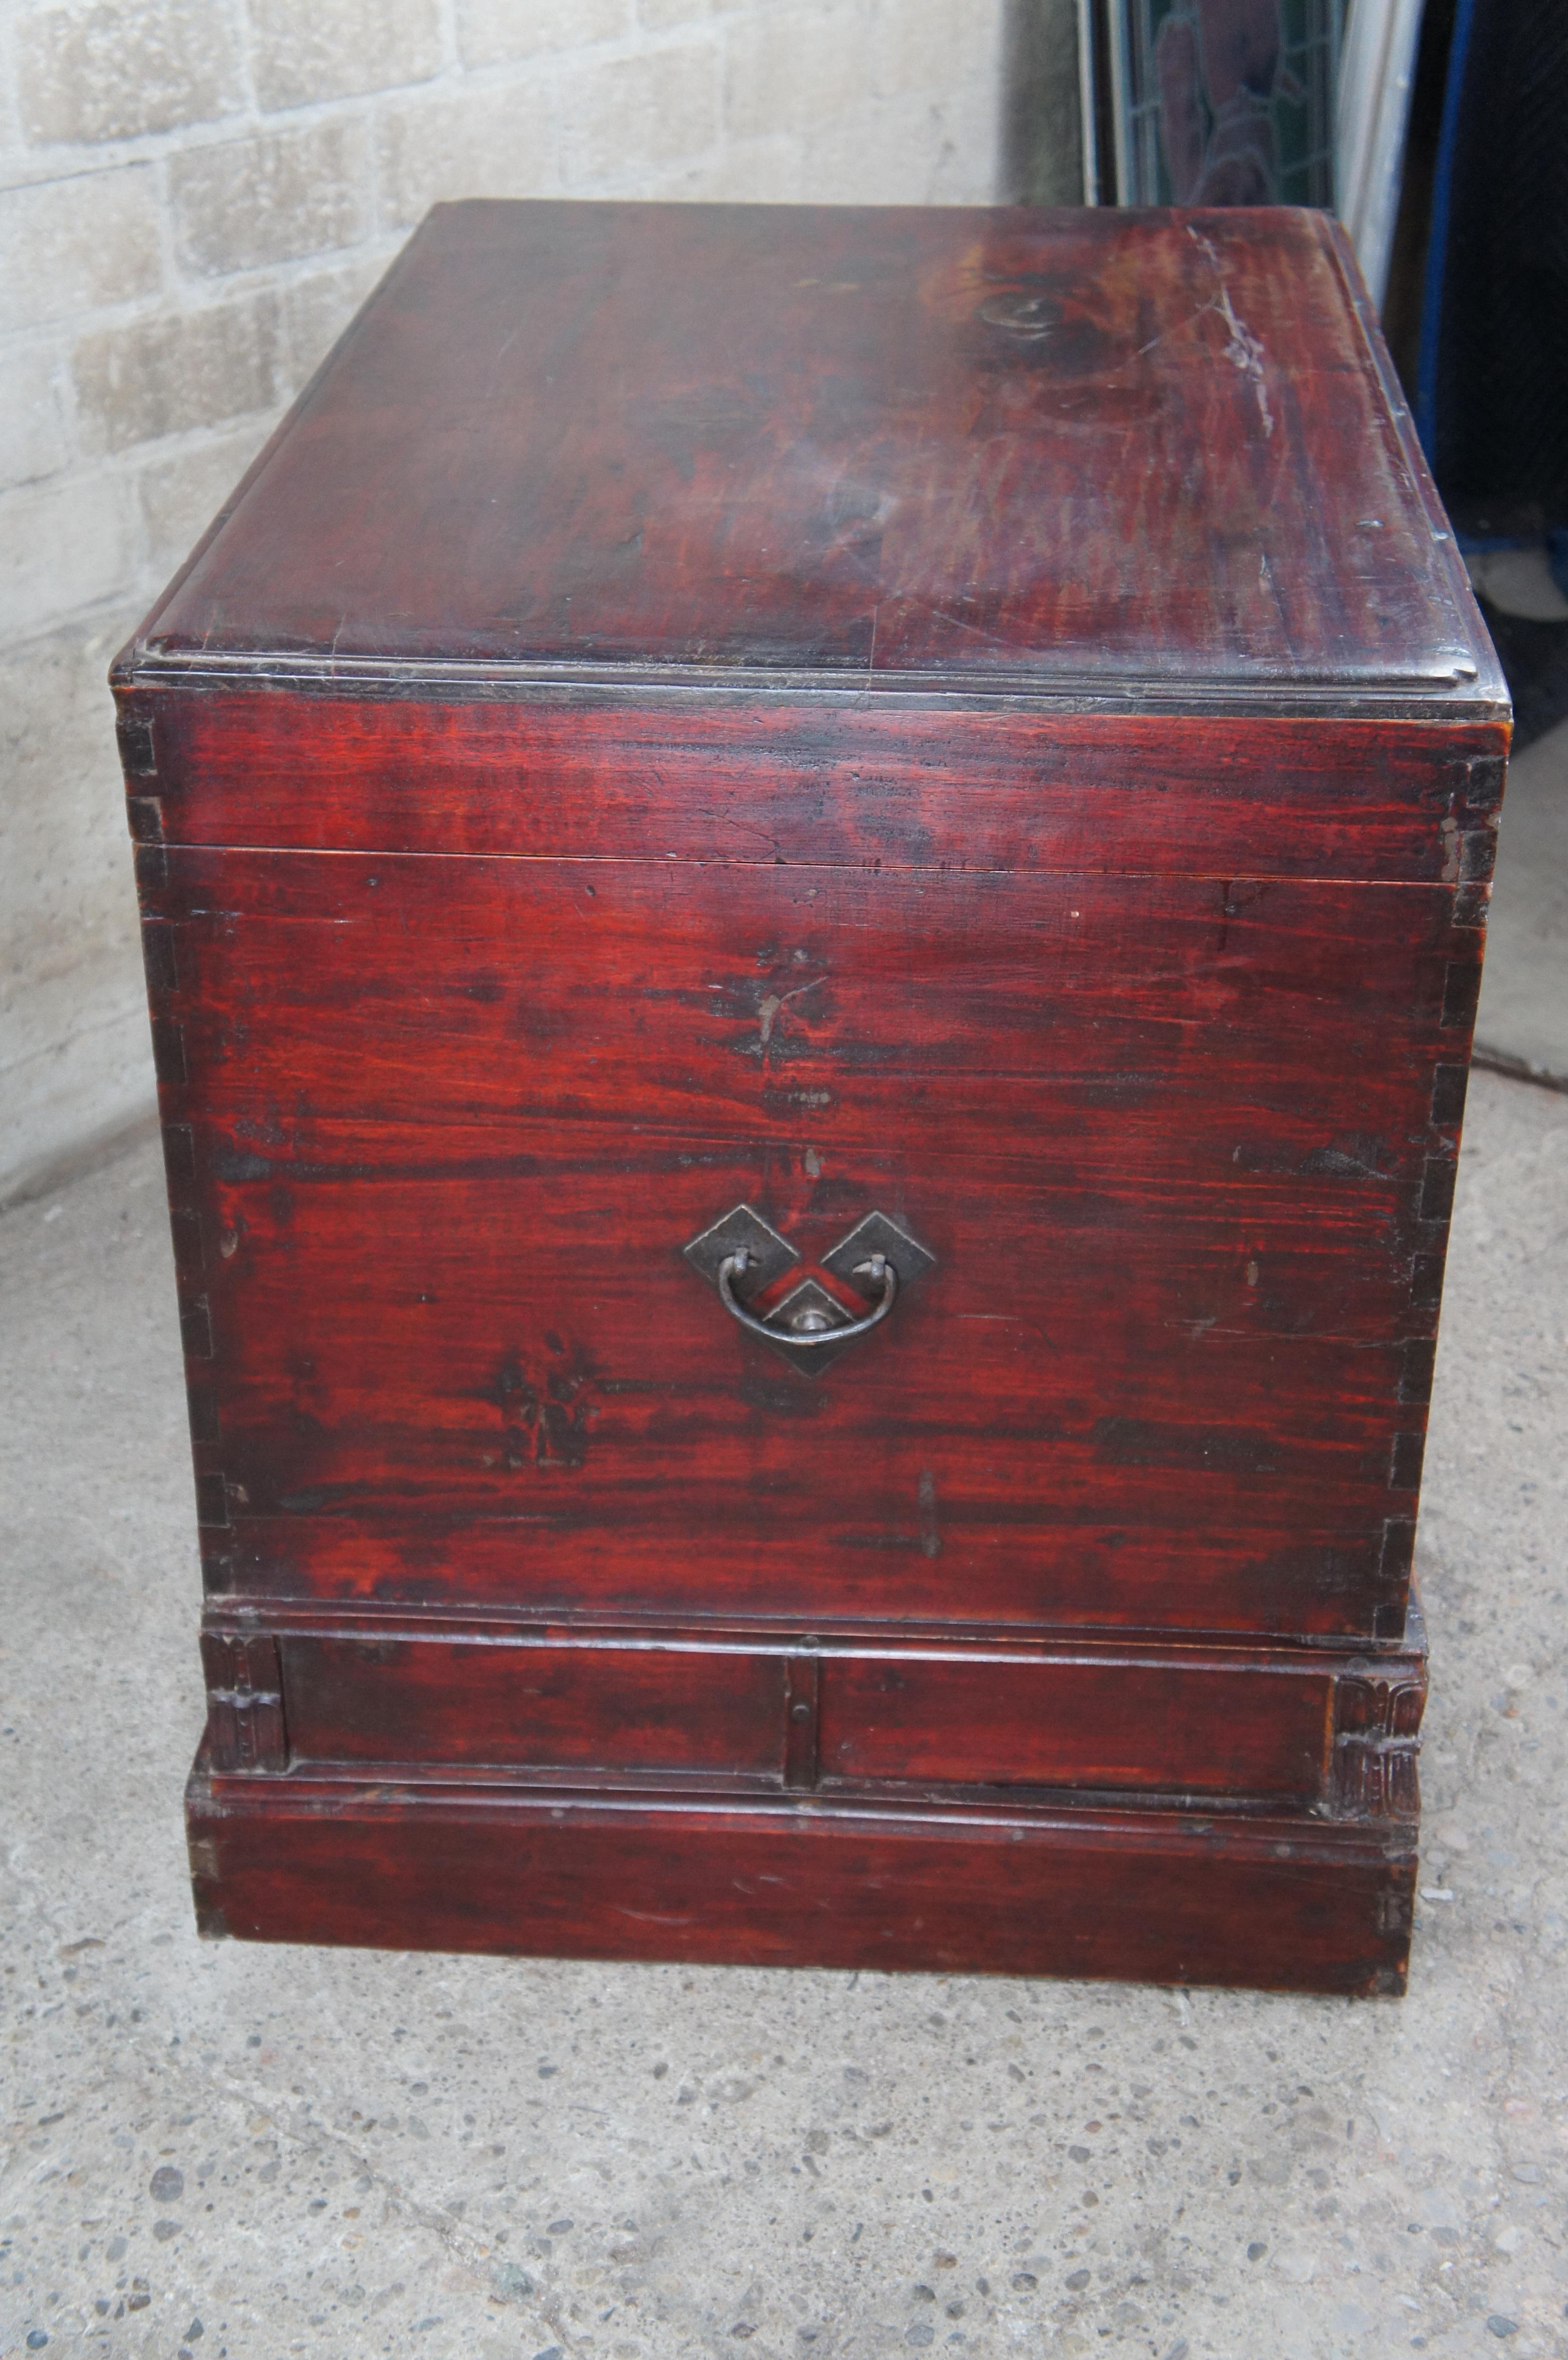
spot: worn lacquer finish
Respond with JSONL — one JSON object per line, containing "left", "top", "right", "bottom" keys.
{"left": 113, "top": 199, "right": 1505, "bottom": 1991}
{"left": 122, "top": 696, "right": 1504, "bottom": 881}
{"left": 263, "top": 1618, "right": 1424, "bottom": 1815}
{"left": 186, "top": 1775, "right": 1419, "bottom": 1997}
{"left": 138, "top": 201, "right": 1495, "bottom": 698}
{"left": 140, "top": 845, "right": 1471, "bottom": 1637}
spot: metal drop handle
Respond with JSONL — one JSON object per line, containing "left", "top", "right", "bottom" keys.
{"left": 683, "top": 1204, "right": 934, "bottom": 1380}
{"left": 717, "top": 1250, "right": 897, "bottom": 1347}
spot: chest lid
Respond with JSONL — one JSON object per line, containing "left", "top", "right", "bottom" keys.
{"left": 121, "top": 199, "right": 1500, "bottom": 710}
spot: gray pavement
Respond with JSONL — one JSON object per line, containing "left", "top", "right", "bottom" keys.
{"left": 1477, "top": 718, "right": 1568, "bottom": 1090}
{"left": 2, "top": 1060, "right": 1566, "bottom": 2360}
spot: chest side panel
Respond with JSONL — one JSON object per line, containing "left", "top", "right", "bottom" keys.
{"left": 138, "top": 826, "right": 1479, "bottom": 1642}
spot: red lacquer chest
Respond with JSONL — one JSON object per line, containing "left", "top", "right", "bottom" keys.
{"left": 114, "top": 200, "right": 1506, "bottom": 1993}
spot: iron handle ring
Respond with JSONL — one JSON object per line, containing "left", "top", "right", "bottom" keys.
{"left": 716, "top": 1249, "right": 897, "bottom": 1347}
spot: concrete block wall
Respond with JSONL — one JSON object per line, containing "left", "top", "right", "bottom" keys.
{"left": 0, "top": 0, "right": 1070, "bottom": 1205}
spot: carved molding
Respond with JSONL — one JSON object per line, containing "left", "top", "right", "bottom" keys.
{"left": 1330, "top": 1674, "right": 1424, "bottom": 1820}
{"left": 200, "top": 1630, "right": 287, "bottom": 1772}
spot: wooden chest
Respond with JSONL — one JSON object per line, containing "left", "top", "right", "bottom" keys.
{"left": 114, "top": 200, "right": 1506, "bottom": 1994}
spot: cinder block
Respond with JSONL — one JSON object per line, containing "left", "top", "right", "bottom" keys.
{"left": 0, "top": 343, "right": 70, "bottom": 492}
{"left": 869, "top": 0, "right": 1002, "bottom": 103}
{"left": 171, "top": 118, "right": 370, "bottom": 277}
{"left": 73, "top": 296, "right": 282, "bottom": 458}
{"left": 138, "top": 422, "right": 275, "bottom": 583}
{"left": 245, "top": 0, "right": 442, "bottom": 111}
{"left": 559, "top": 40, "right": 721, "bottom": 188}
{"left": 0, "top": 473, "right": 138, "bottom": 639}
{"left": 457, "top": 0, "right": 629, "bottom": 69}
{"left": 724, "top": 8, "right": 874, "bottom": 144}
{"left": 376, "top": 83, "right": 556, "bottom": 230}
{"left": 0, "top": 610, "right": 158, "bottom": 1203}
{"left": 798, "top": 97, "right": 902, "bottom": 205}
{"left": 15, "top": 0, "right": 244, "bottom": 146}
{"left": 916, "top": 74, "right": 1005, "bottom": 203}
{"left": 0, "top": 610, "right": 141, "bottom": 980}
{"left": 282, "top": 253, "right": 398, "bottom": 392}
{"left": 646, "top": 135, "right": 805, "bottom": 205}
{"left": 0, "top": 980, "right": 156, "bottom": 1205}
{"left": 0, "top": 167, "right": 161, "bottom": 334}
{"left": 802, "top": 84, "right": 999, "bottom": 206}
{"left": 0, "top": 617, "right": 141, "bottom": 989}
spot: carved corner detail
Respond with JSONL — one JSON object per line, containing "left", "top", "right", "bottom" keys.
{"left": 1330, "top": 1675, "right": 1425, "bottom": 1820}
{"left": 200, "top": 1630, "right": 287, "bottom": 1772}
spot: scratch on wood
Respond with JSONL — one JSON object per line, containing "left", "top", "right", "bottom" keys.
{"left": 1187, "top": 223, "right": 1274, "bottom": 439}
{"left": 1212, "top": 283, "right": 1274, "bottom": 439}
{"left": 918, "top": 1469, "right": 942, "bottom": 1561}
{"left": 1439, "top": 811, "right": 1462, "bottom": 883}
{"left": 116, "top": 713, "right": 157, "bottom": 776}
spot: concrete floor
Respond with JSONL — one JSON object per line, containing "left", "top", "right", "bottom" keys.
{"left": 2, "top": 1053, "right": 1566, "bottom": 2360}
{"left": 1477, "top": 719, "right": 1568, "bottom": 1088}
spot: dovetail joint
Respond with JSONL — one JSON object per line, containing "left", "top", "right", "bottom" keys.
{"left": 1429, "top": 1063, "right": 1469, "bottom": 1131}
{"left": 116, "top": 714, "right": 157, "bottom": 778}
{"left": 1440, "top": 959, "right": 1482, "bottom": 1032}
{"left": 1418, "top": 1155, "right": 1458, "bottom": 1224}
{"left": 1460, "top": 752, "right": 1506, "bottom": 811}
{"left": 162, "top": 1122, "right": 196, "bottom": 1191}
{"left": 141, "top": 922, "right": 176, "bottom": 995}
{"left": 1398, "top": 1340, "right": 1436, "bottom": 1406}
{"left": 1409, "top": 1253, "right": 1444, "bottom": 1311}
{"left": 150, "top": 1018, "right": 186, "bottom": 1087}
{"left": 1388, "top": 1430, "right": 1425, "bottom": 1491}
{"left": 1378, "top": 1517, "right": 1416, "bottom": 1585}
{"left": 180, "top": 1294, "right": 215, "bottom": 1359}
{"left": 195, "top": 1471, "right": 231, "bottom": 1529}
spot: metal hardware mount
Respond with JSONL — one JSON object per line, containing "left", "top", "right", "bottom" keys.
{"left": 683, "top": 1204, "right": 935, "bottom": 1378}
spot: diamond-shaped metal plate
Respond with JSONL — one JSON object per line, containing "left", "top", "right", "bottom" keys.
{"left": 820, "top": 1209, "right": 936, "bottom": 1298}
{"left": 685, "top": 1202, "right": 933, "bottom": 1382}
{"left": 682, "top": 1202, "right": 798, "bottom": 1296}
{"left": 758, "top": 1276, "right": 859, "bottom": 1379}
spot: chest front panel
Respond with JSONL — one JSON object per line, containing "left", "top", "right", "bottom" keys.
{"left": 143, "top": 828, "right": 1472, "bottom": 1641}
